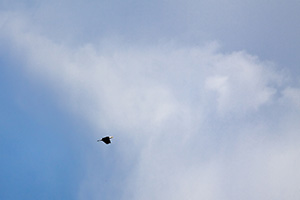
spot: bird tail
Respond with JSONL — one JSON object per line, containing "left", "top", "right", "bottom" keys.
{"left": 97, "top": 139, "right": 101, "bottom": 142}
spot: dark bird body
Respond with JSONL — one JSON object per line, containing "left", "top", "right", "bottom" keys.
{"left": 97, "top": 136, "right": 113, "bottom": 144}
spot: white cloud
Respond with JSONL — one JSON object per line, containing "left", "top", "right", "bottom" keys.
{"left": 1, "top": 12, "right": 300, "bottom": 200}
{"left": 282, "top": 87, "right": 300, "bottom": 109}
{"left": 205, "top": 52, "right": 279, "bottom": 114}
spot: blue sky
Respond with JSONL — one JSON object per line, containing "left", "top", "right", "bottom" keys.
{"left": 1, "top": 1, "right": 300, "bottom": 199}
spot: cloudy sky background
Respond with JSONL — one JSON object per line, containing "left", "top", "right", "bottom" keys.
{"left": 1, "top": 0, "right": 300, "bottom": 199}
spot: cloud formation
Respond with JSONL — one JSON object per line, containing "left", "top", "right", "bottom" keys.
{"left": 1, "top": 12, "right": 300, "bottom": 200}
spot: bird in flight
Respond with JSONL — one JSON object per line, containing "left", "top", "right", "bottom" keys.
{"left": 97, "top": 136, "right": 113, "bottom": 144}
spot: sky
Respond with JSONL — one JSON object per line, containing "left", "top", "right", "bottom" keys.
{"left": 1, "top": 0, "right": 300, "bottom": 199}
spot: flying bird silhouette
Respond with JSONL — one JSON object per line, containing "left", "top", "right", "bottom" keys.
{"left": 97, "top": 136, "right": 113, "bottom": 144}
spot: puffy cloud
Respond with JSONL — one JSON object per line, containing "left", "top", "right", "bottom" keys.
{"left": 1, "top": 12, "right": 300, "bottom": 200}
{"left": 205, "top": 52, "right": 279, "bottom": 114}
{"left": 282, "top": 87, "right": 300, "bottom": 109}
